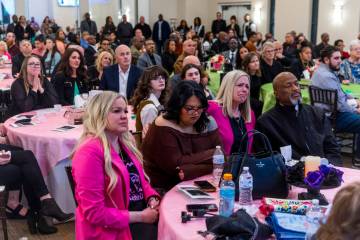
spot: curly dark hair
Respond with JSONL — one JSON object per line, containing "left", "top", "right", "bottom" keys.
{"left": 164, "top": 81, "right": 209, "bottom": 133}
{"left": 131, "top": 65, "right": 170, "bottom": 112}
{"left": 56, "top": 48, "right": 88, "bottom": 81}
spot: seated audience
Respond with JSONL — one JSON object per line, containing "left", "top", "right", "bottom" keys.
{"left": 181, "top": 64, "right": 213, "bottom": 99}
{"left": 257, "top": 72, "right": 341, "bottom": 165}
{"left": 274, "top": 41, "right": 293, "bottom": 68}
{"left": 222, "top": 37, "right": 239, "bottom": 70}
{"left": 290, "top": 42, "right": 315, "bottom": 79}
{"left": 6, "top": 32, "right": 20, "bottom": 58}
{"left": 211, "top": 31, "right": 229, "bottom": 54}
{"left": 340, "top": 39, "right": 360, "bottom": 83}
{"left": 313, "top": 33, "right": 330, "bottom": 59}
{"left": 32, "top": 35, "right": 46, "bottom": 57}
{"left": 202, "top": 31, "right": 215, "bottom": 60}
{"left": 282, "top": 32, "right": 298, "bottom": 60}
{"left": 0, "top": 143, "right": 74, "bottom": 234}
{"left": 55, "top": 29, "right": 67, "bottom": 55}
{"left": 53, "top": 48, "right": 89, "bottom": 105}
{"left": 8, "top": 55, "right": 58, "bottom": 117}
{"left": 100, "top": 45, "right": 142, "bottom": 99}
{"left": 245, "top": 31, "right": 258, "bottom": 52}
{"left": 173, "top": 39, "right": 196, "bottom": 74}
{"left": 334, "top": 39, "right": 350, "bottom": 60}
{"left": 312, "top": 46, "right": 360, "bottom": 161}
{"left": 12, "top": 39, "right": 33, "bottom": 77}
{"left": 315, "top": 182, "right": 360, "bottom": 240}
{"left": 235, "top": 46, "right": 249, "bottom": 69}
{"left": 207, "top": 70, "right": 255, "bottom": 155}
{"left": 131, "top": 66, "right": 169, "bottom": 145}
{"left": 242, "top": 52, "right": 264, "bottom": 118}
{"left": 170, "top": 55, "right": 201, "bottom": 89}
{"left": 84, "top": 35, "right": 98, "bottom": 66}
{"left": 142, "top": 81, "right": 221, "bottom": 191}
{"left": 161, "top": 39, "right": 178, "bottom": 74}
{"left": 137, "top": 39, "right": 162, "bottom": 70}
{"left": 72, "top": 91, "right": 160, "bottom": 240}
{"left": 260, "top": 42, "right": 284, "bottom": 84}
{"left": 134, "top": 16, "right": 152, "bottom": 39}
{"left": 42, "top": 37, "right": 61, "bottom": 77}
{"left": 130, "top": 36, "right": 144, "bottom": 65}
{"left": 0, "top": 41, "right": 11, "bottom": 62}
{"left": 97, "top": 38, "right": 115, "bottom": 56}
{"left": 87, "top": 51, "right": 114, "bottom": 89}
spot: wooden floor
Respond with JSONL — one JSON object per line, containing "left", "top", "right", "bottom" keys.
{"left": 2, "top": 154, "right": 358, "bottom": 240}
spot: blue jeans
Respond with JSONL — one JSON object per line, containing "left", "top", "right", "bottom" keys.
{"left": 336, "top": 111, "right": 360, "bottom": 157}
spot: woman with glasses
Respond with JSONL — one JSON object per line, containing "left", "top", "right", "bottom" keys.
{"left": 142, "top": 81, "right": 221, "bottom": 192}
{"left": 7, "top": 55, "right": 58, "bottom": 118}
{"left": 260, "top": 42, "right": 284, "bottom": 84}
{"left": 207, "top": 70, "right": 255, "bottom": 155}
{"left": 130, "top": 66, "right": 169, "bottom": 146}
{"left": 242, "top": 52, "right": 264, "bottom": 118}
{"left": 53, "top": 48, "right": 89, "bottom": 105}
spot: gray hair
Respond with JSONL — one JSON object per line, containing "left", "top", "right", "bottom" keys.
{"left": 349, "top": 39, "right": 360, "bottom": 51}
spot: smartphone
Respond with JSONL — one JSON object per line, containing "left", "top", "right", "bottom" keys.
{"left": 194, "top": 180, "right": 216, "bottom": 192}
{"left": 18, "top": 122, "right": 35, "bottom": 126}
{"left": 54, "top": 126, "right": 75, "bottom": 132}
{"left": 186, "top": 204, "right": 218, "bottom": 212}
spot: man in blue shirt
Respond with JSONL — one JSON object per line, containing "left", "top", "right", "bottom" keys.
{"left": 311, "top": 46, "right": 360, "bottom": 160}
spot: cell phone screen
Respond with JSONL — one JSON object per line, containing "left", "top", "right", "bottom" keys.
{"left": 18, "top": 122, "right": 34, "bottom": 126}
{"left": 194, "top": 181, "right": 216, "bottom": 191}
{"left": 186, "top": 204, "right": 218, "bottom": 212}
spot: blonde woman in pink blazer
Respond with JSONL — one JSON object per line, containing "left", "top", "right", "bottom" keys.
{"left": 72, "top": 91, "right": 160, "bottom": 240}
{"left": 207, "top": 70, "right": 256, "bottom": 155}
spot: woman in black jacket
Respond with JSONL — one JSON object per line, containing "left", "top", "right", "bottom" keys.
{"left": 161, "top": 39, "right": 178, "bottom": 75}
{"left": 7, "top": 55, "right": 58, "bottom": 118}
{"left": 52, "top": 48, "right": 89, "bottom": 105}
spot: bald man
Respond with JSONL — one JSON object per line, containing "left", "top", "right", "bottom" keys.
{"left": 100, "top": 44, "right": 143, "bottom": 99}
{"left": 170, "top": 55, "right": 201, "bottom": 89}
{"left": 256, "top": 72, "right": 342, "bottom": 166}
{"left": 173, "top": 39, "right": 197, "bottom": 74}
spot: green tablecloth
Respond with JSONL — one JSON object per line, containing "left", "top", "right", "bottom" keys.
{"left": 260, "top": 80, "right": 360, "bottom": 113}
{"left": 208, "top": 71, "right": 221, "bottom": 95}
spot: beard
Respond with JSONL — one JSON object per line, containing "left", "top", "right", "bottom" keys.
{"left": 289, "top": 95, "right": 302, "bottom": 106}
{"left": 329, "top": 62, "right": 340, "bottom": 71}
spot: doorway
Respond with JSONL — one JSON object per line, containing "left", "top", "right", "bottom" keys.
{"left": 220, "top": 3, "right": 251, "bottom": 29}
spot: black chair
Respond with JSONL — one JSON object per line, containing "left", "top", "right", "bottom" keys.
{"left": 308, "top": 86, "right": 358, "bottom": 166}
{"left": 65, "top": 166, "right": 77, "bottom": 206}
{"left": 0, "top": 185, "right": 8, "bottom": 240}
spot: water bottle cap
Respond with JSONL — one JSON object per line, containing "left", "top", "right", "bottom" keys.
{"left": 312, "top": 199, "right": 319, "bottom": 205}
{"left": 223, "top": 173, "right": 232, "bottom": 180}
{"left": 243, "top": 166, "right": 249, "bottom": 171}
{"left": 216, "top": 145, "right": 221, "bottom": 149}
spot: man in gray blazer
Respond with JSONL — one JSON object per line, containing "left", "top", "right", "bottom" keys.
{"left": 137, "top": 39, "right": 162, "bottom": 70}
{"left": 80, "top": 12, "right": 98, "bottom": 35}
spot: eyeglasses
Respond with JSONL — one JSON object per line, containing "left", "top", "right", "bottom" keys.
{"left": 151, "top": 75, "right": 166, "bottom": 81}
{"left": 28, "top": 62, "right": 41, "bottom": 68}
{"left": 183, "top": 105, "right": 204, "bottom": 115}
{"left": 264, "top": 49, "right": 275, "bottom": 53}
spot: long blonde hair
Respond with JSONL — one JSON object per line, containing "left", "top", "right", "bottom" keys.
{"left": 95, "top": 51, "right": 114, "bottom": 73}
{"left": 75, "top": 91, "right": 143, "bottom": 194}
{"left": 316, "top": 181, "right": 360, "bottom": 240}
{"left": 216, "top": 70, "right": 251, "bottom": 122}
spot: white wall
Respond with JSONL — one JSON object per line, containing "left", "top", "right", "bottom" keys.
{"left": 148, "top": 0, "right": 178, "bottom": 27}
{"left": 317, "top": 0, "right": 360, "bottom": 48}
{"left": 274, "top": 0, "right": 312, "bottom": 41}
{"left": 90, "top": 0, "right": 118, "bottom": 29}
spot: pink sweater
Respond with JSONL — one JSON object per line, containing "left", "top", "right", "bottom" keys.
{"left": 72, "top": 137, "right": 158, "bottom": 240}
{"left": 207, "top": 101, "right": 256, "bottom": 155}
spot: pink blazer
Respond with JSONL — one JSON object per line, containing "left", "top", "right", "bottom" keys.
{"left": 72, "top": 137, "right": 158, "bottom": 240}
{"left": 207, "top": 101, "right": 256, "bottom": 155}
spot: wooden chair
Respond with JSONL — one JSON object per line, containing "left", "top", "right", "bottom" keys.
{"left": 65, "top": 166, "right": 77, "bottom": 206}
{"left": 0, "top": 185, "right": 8, "bottom": 240}
{"left": 308, "top": 86, "right": 358, "bottom": 166}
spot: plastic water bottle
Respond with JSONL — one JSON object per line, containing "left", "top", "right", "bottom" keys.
{"left": 305, "top": 199, "right": 323, "bottom": 240}
{"left": 219, "top": 173, "right": 235, "bottom": 217}
{"left": 212, "top": 146, "right": 225, "bottom": 185}
{"left": 239, "top": 167, "right": 253, "bottom": 205}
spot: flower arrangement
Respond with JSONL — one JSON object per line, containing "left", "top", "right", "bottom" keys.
{"left": 210, "top": 54, "right": 225, "bottom": 72}
{"left": 304, "top": 164, "right": 343, "bottom": 189}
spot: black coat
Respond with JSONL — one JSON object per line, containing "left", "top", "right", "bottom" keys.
{"left": 11, "top": 53, "right": 25, "bottom": 77}
{"left": 7, "top": 78, "right": 59, "bottom": 118}
{"left": 260, "top": 58, "right": 284, "bottom": 84}
{"left": 161, "top": 52, "right": 178, "bottom": 74}
{"left": 256, "top": 103, "right": 342, "bottom": 166}
{"left": 134, "top": 23, "right": 152, "bottom": 39}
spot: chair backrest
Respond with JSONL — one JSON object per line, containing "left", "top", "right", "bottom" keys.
{"left": 308, "top": 85, "right": 338, "bottom": 125}
{"left": 65, "top": 166, "right": 78, "bottom": 206}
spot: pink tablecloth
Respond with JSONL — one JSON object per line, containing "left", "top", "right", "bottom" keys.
{"left": 0, "top": 65, "right": 14, "bottom": 90}
{"left": 158, "top": 167, "right": 360, "bottom": 240}
{"left": 4, "top": 106, "right": 136, "bottom": 176}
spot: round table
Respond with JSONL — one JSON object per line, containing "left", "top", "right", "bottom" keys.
{"left": 4, "top": 106, "right": 136, "bottom": 213}
{"left": 0, "top": 65, "right": 14, "bottom": 90}
{"left": 260, "top": 80, "right": 360, "bottom": 113}
{"left": 158, "top": 167, "right": 360, "bottom": 240}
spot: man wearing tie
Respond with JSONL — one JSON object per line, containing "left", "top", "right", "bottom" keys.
{"left": 100, "top": 45, "right": 142, "bottom": 99}
{"left": 222, "top": 37, "right": 239, "bottom": 70}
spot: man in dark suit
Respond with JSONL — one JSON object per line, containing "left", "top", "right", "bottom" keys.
{"left": 100, "top": 45, "right": 142, "bottom": 100}
{"left": 152, "top": 14, "right": 171, "bottom": 55}
{"left": 211, "top": 12, "right": 226, "bottom": 37}
{"left": 134, "top": 16, "right": 152, "bottom": 39}
{"left": 137, "top": 39, "right": 162, "bottom": 70}
{"left": 80, "top": 12, "right": 98, "bottom": 35}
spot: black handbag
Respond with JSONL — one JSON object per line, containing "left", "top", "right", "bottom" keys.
{"left": 224, "top": 130, "right": 289, "bottom": 200}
